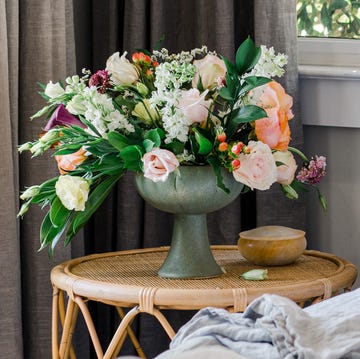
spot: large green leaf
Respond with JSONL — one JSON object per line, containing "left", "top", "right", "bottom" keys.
{"left": 144, "top": 128, "right": 164, "bottom": 147}
{"left": 39, "top": 211, "right": 71, "bottom": 254}
{"left": 107, "top": 131, "right": 132, "bottom": 152}
{"left": 193, "top": 128, "right": 213, "bottom": 155}
{"left": 207, "top": 156, "right": 230, "bottom": 194}
{"left": 65, "top": 173, "right": 123, "bottom": 244}
{"left": 235, "top": 37, "right": 261, "bottom": 75}
{"left": 219, "top": 56, "right": 239, "bottom": 101}
{"left": 119, "top": 145, "right": 144, "bottom": 171}
{"left": 227, "top": 105, "right": 267, "bottom": 135}
{"left": 49, "top": 196, "right": 71, "bottom": 228}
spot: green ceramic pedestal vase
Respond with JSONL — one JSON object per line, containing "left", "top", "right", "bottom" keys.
{"left": 135, "top": 166, "right": 243, "bottom": 279}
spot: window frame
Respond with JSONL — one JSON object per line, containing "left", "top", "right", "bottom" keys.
{"left": 298, "top": 37, "right": 360, "bottom": 79}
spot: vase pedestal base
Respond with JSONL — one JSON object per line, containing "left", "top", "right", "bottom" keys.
{"left": 157, "top": 214, "right": 223, "bottom": 279}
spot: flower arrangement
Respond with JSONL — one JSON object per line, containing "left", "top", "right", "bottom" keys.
{"left": 18, "top": 38, "right": 327, "bottom": 253}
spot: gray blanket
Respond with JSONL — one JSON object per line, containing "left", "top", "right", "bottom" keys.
{"left": 156, "top": 289, "right": 360, "bottom": 359}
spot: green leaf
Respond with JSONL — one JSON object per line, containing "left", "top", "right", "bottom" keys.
{"left": 193, "top": 128, "right": 213, "bottom": 155}
{"left": 49, "top": 196, "right": 71, "bottom": 228}
{"left": 119, "top": 145, "right": 144, "bottom": 171}
{"left": 219, "top": 86, "right": 235, "bottom": 101}
{"left": 235, "top": 37, "right": 261, "bottom": 75}
{"left": 107, "top": 131, "right": 132, "bottom": 152}
{"left": 39, "top": 211, "right": 69, "bottom": 254}
{"left": 65, "top": 173, "right": 123, "bottom": 244}
{"left": 238, "top": 76, "right": 272, "bottom": 96}
{"left": 144, "top": 128, "right": 164, "bottom": 148}
{"left": 143, "top": 139, "right": 155, "bottom": 152}
{"left": 219, "top": 56, "right": 239, "bottom": 101}
{"left": 164, "top": 140, "right": 185, "bottom": 155}
{"left": 207, "top": 156, "right": 230, "bottom": 194}
{"left": 53, "top": 144, "right": 83, "bottom": 156}
{"left": 227, "top": 105, "right": 267, "bottom": 135}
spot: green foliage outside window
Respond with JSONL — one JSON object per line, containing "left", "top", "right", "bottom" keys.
{"left": 297, "top": 0, "right": 360, "bottom": 38}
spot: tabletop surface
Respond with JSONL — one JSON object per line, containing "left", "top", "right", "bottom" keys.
{"left": 52, "top": 246, "right": 357, "bottom": 310}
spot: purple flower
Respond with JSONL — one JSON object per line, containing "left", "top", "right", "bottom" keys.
{"left": 43, "top": 104, "right": 86, "bottom": 131}
{"left": 88, "top": 70, "right": 111, "bottom": 93}
{"left": 296, "top": 155, "right": 327, "bottom": 184}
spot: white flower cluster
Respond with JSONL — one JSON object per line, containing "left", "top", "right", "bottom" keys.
{"left": 152, "top": 46, "right": 208, "bottom": 63}
{"left": 150, "top": 61, "right": 196, "bottom": 143}
{"left": 245, "top": 45, "right": 288, "bottom": 79}
{"left": 64, "top": 77, "right": 135, "bottom": 137}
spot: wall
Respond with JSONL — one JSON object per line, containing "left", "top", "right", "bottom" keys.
{"left": 300, "top": 72, "right": 360, "bottom": 288}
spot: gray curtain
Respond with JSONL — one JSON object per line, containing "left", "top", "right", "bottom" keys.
{"left": 0, "top": 1, "right": 303, "bottom": 358}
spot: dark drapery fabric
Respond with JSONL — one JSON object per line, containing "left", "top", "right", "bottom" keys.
{"left": 0, "top": 1, "right": 303, "bottom": 358}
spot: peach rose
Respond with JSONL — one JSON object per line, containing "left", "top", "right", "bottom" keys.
{"left": 177, "top": 89, "right": 212, "bottom": 124}
{"left": 192, "top": 54, "right": 226, "bottom": 89}
{"left": 249, "top": 81, "right": 293, "bottom": 151}
{"left": 233, "top": 141, "right": 277, "bottom": 190}
{"left": 273, "top": 150, "right": 297, "bottom": 185}
{"left": 142, "top": 148, "right": 179, "bottom": 182}
{"left": 55, "top": 148, "right": 87, "bottom": 175}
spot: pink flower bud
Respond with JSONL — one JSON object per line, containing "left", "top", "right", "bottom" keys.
{"left": 232, "top": 159, "right": 240, "bottom": 170}
{"left": 217, "top": 133, "right": 226, "bottom": 143}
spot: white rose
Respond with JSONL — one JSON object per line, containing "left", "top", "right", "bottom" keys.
{"left": 233, "top": 141, "right": 277, "bottom": 190}
{"left": 177, "top": 89, "right": 212, "bottom": 124}
{"left": 44, "top": 81, "right": 65, "bottom": 98}
{"left": 106, "top": 52, "right": 139, "bottom": 86}
{"left": 66, "top": 94, "right": 87, "bottom": 115}
{"left": 273, "top": 150, "right": 297, "bottom": 185}
{"left": 142, "top": 148, "right": 179, "bottom": 183}
{"left": 55, "top": 175, "right": 90, "bottom": 211}
{"left": 192, "top": 54, "right": 227, "bottom": 89}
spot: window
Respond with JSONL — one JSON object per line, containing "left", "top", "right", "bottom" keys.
{"left": 297, "top": 1, "right": 360, "bottom": 72}
{"left": 297, "top": 0, "right": 360, "bottom": 39}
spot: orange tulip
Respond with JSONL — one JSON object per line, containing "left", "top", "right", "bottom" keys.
{"left": 55, "top": 148, "right": 87, "bottom": 175}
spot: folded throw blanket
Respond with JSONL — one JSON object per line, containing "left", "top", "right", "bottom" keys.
{"left": 156, "top": 289, "right": 360, "bottom": 359}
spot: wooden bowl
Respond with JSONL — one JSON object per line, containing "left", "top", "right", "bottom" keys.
{"left": 238, "top": 226, "right": 306, "bottom": 266}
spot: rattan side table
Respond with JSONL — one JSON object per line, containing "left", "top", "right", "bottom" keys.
{"left": 51, "top": 246, "right": 357, "bottom": 359}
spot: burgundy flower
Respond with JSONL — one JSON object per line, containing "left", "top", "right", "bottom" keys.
{"left": 88, "top": 70, "right": 111, "bottom": 93}
{"left": 296, "top": 155, "right": 327, "bottom": 184}
{"left": 43, "top": 104, "right": 86, "bottom": 131}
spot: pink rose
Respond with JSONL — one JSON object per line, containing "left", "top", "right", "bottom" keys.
{"left": 192, "top": 54, "right": 227, "bottom": 89}
{"left": 248, "top": 81, "right": 293, "bottom": 151}
{"left": 273, "top": 150, "right": 297, "bottom": 185}
{"left": 233, "top": 141, "right": 277, "bottom": 190}
{"left": 178, "top": 89, "right": 212, "bottom": 124}
{"left": 142, "top": 148, "right": 179, "bottom": 182}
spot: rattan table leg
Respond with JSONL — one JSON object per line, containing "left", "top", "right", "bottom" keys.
{"left": 59, "top": 298, "right": 79, "bottom": 359}
{"left": 104, "top": 306, "right": 141, "bottom": 359}
{"left": 57, "top": 290, "right": 76, "bottom": 359}
{"left": 115, "top": 307, "right": 146, "bottom": 358}
{"left": 52, "top": 287, "right": 60, "bottom": 359}
{"left": 74, "top": 296, "right": 104, "bottom": 358}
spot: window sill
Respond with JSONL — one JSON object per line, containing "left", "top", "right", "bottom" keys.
{"left": 299, "top": 65, "right": 360, "bottom": 80}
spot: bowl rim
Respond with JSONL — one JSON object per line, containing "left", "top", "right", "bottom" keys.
{"left": 239, "top": 225, "right": 305, "bottom": 241}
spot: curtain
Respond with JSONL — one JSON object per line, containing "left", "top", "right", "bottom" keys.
{"left": 0, "top": 0, "right": 302, "bottom": 358}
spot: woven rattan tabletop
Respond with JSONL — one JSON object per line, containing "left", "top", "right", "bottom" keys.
{"left": 51, "top": 245, "right": 357, "bottom": 311}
